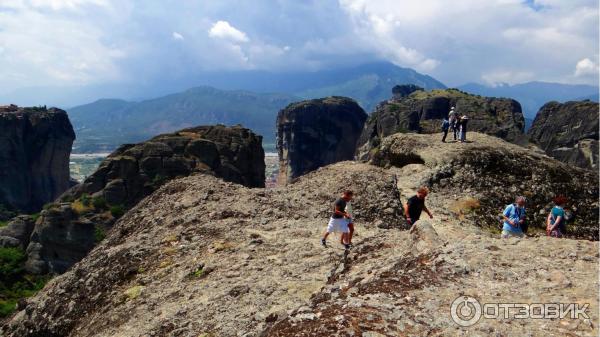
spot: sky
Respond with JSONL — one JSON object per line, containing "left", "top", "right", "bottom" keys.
{"left": 0, "top": 0, "right": 598, "bottom": 100}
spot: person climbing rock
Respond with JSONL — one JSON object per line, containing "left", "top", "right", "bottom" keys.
{"left": 547, "top": 195, "right": 568, "bottom": 238}
{"left": 441, "top": 117, "right": 450, "bottom": 143}
{"left": 459, "top": 115, "right": 469, "bottom": 143}
{"left": 448, "top": 107, "right": 459, "bottom": 141}
{"left": 344, "top": 196, "right": 355, "bottom": 247}
{"left": 404, "top": 187, "right": 433, "bottom": 226}
{"left": 321, "top": 190, "right": 353, "bottom": 249}
{"left": 501, "top": 196, "right": 526, "bottom": 238}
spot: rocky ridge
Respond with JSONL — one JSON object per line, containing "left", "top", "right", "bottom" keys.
{"left": 277, "top": 97, "right": 367, "bottom": 184}
{"left": 528, "top": 100, "right": 599, "bottom": 170}
{"left": 0, "top": 105, "right": 75, "bottom": 216}
{"left": 2, "top": 133, "right": 598, "bottom": 336}
{"left": 367, "top": 132, "right": 598, "bottom": 240}
{"left": 357, "top": 87, "right": 526, "bottom": 159}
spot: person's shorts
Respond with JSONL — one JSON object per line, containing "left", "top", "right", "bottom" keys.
{"left": 501, "top": 230, "right": 524, "bottom": 239}
{"left": 327, "top": 217, "right": 349, "bottom": 233}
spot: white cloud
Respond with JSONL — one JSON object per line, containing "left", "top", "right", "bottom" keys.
{"left": 208, "top": 20, "right": 249, "bottom": 43}
{"left": 172, "top": 32, "right": 184, "bottom": 41}
{"left": 482, "top": 70, "right": 535, "bottom": 86}
{"left": 575, "top": 58, "right": 599, "bottom": 77}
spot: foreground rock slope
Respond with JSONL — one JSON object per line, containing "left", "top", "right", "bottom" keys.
{"left": 2, "top": 156, "right": 598, "bottom": 336}
{"left": 0, "top": 105, "right": 75, "bottom": 215}
{"left": 4, "top": 125, "right": 265, "bottom": 275}
{"left": 528, "top": 100, "right": 599, "bottom": 170}
{"left": 357, "top": 86, "right": 526, "bottom": 158}
{"left": 277, "top": 97, "right": 367, "bottom": 184}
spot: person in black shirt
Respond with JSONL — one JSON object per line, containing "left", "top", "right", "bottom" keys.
{"left": 404, "top": 186, "right": 433, "bottom": 226}
{"left": 321, "top": 190, "right": 353, "bottom": 249}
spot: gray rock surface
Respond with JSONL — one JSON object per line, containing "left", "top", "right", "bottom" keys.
{"left": 277, "top": 97, "right": 367, "bottom": 184}
{"left": 0, "top": 215, "right": 35, "bottom": 249}
{"left": 2, "top": 161, "right": 597, "bottom": 337}
{"left": 0, "top": 105, "right": 75, "bottom": 214}
{"left": 528, "top": 100, "right": 599, "bottom": 170}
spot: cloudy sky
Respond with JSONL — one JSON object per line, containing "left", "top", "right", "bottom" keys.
{"left": 0, "top": 0, "right": 598, "bottom": 98}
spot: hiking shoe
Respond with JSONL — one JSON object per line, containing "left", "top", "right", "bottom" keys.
{"left": 321, "top": 238, "right": 327, "bottom": 247}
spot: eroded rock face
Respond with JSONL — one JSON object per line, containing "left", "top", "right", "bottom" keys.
{"left": 367, "top": 132, "right": 598, "bottom": 240}
{"left": 277, "top": 97, "right": 367, "bottom": 184}
{"left": 357, "top": 87, "right": 526, "bottom": 159}
{"left": 0, "top": 215, "right": 35, "bottom": 249}
{"left": 0, "top": 105, "right": 75, "bottom": 214}
{"left": 23, "top": 125, "right": 265, "bottom": 274}
{"left": 528, "top": 100, "right": 599, "bottom": 170}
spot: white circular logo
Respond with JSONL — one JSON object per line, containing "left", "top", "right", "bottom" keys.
{"left": 451, "top": 296, "right": 482, "bottom": 327}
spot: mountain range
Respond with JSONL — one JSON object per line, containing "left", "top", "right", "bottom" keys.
{"left": 65, "top": 62, "right": 597, "bottom": 153}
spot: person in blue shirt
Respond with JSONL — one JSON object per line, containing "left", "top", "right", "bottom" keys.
{"left": 501, "top": 196, "right": 526, "bottom": 238}
{"left": 441, "top": 118, "right": 450, "bottom": 142}
{"left": 547, "top": 195, "right": 568, "bottom": 238}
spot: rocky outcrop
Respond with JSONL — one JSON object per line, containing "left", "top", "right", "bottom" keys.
{"left": 367, "top": 132, "right": 598, "bottom": 240}
{"left": 277, "top": 97, "right": 367, "bottom": 184}
{"left": 527, "top": 100, "right": 599, "bottom": 170}
{"left": 357, "top": 87, "right": 526, "bottom": 158}
{"left": 21, "top": 125, "right": 265, "bottom": 274}
{"left": 0, "top": 215, "right": 35, "bottom": 249}
{"left": 2, "top": 161, "right": 597, "bottom": 337}
{"left": 0, "top": 105, "right": 75, "bottom": 215}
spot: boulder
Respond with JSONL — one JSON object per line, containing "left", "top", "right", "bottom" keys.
{"left": 410, "top": 220, "right": 443, "bottom": 253}
{"left": 357, "top": 88, "right": 526, "bottom": 159}
{"left": 0, "top": 215, "right": 36, "bottom": 249}
{"left": 527, "top": 100, "right": 599, "bottom": 170}
{"left": 276, "top": 97, "right": 367, "bottom": 184}
{"left": 0, "top": 105, "right": 75, "bottom": 213}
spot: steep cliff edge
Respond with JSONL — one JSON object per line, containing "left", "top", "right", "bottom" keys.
{"left": 527, "top": 100, "right": 599, "bottom": 170}
{"left": 357, "top": 87, "right": 525, "bottom": 159}
{"left": 7, "top": 125, "right": 265, "bottom": 275}
{"left": 2, "top": 134, "right": 598, "bottom": 337}
{"left": 277, "top": 97, "right": 367, "bottom": 184}
{"left": 0, "top": 105, "right": 75, "bottom": 215}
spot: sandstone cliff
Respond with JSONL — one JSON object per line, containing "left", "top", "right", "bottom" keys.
{"left": 3, "top": 125, "right": 265, "bottom": 275}
{"left": 528, "top": 100, "right": 599, "bottom": 170}
{"left": 0, "top": 105, "right": 75, "bottom": 215}
{"left": 357, "top": 87, "right": 526, "bottom": 158}
{"left": 277, "top": 97, "right": 367, "bottom": 184}
{"left": 2, "top": 132, "right": 598, "bottom": 337}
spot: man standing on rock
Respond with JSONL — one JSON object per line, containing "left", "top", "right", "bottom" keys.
{"left": 404, "top": 187, "right": 433, "bottom": 226}
{"left": 448, "top": 107, "right": 458, "bottom": 141}
{"left": 501, "top": 196, "right": 526, "bottom": 238}
{"left": 321, "top": 190, "right": 353, "bottom": 250}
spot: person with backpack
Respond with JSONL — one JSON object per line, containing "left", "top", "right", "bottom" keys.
{"left": 547, "top": 195, "right": 568, "bottom": 238}
{"left": 459, "top": 115, "right": 469, "bottom": 143}
{"left": 501, "top": 196, "right": 526, "bottom": 238}
{"left": 321, "top": 190, "right": 353, "bottom": 250}
{"left": 448, "top": 107, "right": 459, "bottom": 141}
{"left": 441, "top": 118, "right": 450, "bottom": 142}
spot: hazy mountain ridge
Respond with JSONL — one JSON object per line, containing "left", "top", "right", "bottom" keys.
{"left": 67, "top": 62, "right": 445, "bottom": 153}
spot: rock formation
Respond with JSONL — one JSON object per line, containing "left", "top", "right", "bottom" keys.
{"left": 11, "top": 125, "right": 265, "bottom": 274}
{"left": 276, "top": 97, "right": 367, "bottom": 184}
{"left": 357, "top": 87, "right": 526, "bottom": 158}
{"left": 367, "top": 132, "right": 598, "bottom": 240}
{"left": 528, "top": 100, "right": 599, "bottom": 170}
{"left": 2, "top": 159, "right": 597, "bottom": 336}
{"left": 0, "top": 105, "right": 75, "bottom": 215}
